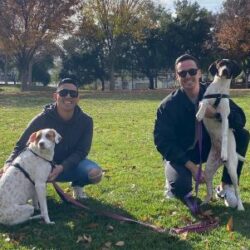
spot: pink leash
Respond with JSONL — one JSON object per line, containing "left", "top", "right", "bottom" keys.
{"left": 52, "top": 182, "right": 219, "bottom": 234}
{"left": 52, "top": 182, "right": 166, "bottom": 233}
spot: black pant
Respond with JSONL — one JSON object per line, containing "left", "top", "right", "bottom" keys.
{"left": 164, "top": 128, "right": 250, "bottom": 199}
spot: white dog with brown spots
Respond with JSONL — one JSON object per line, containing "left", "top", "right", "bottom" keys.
{"left": 0, "top": 128, "right": 62, "bottom": 225}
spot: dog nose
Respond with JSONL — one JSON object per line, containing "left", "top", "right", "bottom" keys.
{"left": 221, "top": 69, "right": 229, "bottom": 77}
{"left": 39, "top": 142, "right": 45, "bottom": 148}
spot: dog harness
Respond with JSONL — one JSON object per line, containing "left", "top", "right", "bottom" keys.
{"left": 203, "top": 94, "right": 230, "bottom": 108}
{"left": 13, "top": 163, "right": 35, "bottom": 185}
{"left": 12, "top": 148, "right": 55, "bottom": 186}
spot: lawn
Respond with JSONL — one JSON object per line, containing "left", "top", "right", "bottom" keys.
{"left": 0, "top": 86, "right": 250, "bottom": 250}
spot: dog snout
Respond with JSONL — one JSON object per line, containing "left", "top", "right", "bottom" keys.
{"left": 221, "top": 68, "right": 230, "bottom": 77}
{"left": 39, "top": 141, "right": 45, "bottom": 149}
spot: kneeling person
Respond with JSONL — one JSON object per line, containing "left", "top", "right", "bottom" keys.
{"left": 2, "top": 78, "right": 102, "bottom": 199}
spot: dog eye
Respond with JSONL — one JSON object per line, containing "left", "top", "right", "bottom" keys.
{"left": 46, "top": 132, "right": 55, "bottom": 141}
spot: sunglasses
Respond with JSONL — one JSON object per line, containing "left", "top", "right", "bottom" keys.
{"left": 57, "top": 89, "right": 78, "bottom": 98}
{"left": 177, "top": 68, "right": 198, "bottom": 78}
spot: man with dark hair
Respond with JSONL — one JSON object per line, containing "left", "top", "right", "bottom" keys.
{"left": 154, "top": 54, "right": 249, "bottom": 207}
{"left": 1, "top": 78, "right": 102, "bottom": 199}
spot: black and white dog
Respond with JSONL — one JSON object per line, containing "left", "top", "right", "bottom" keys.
{"left": 196, "top": 59, "right": 244, "bottom": 210}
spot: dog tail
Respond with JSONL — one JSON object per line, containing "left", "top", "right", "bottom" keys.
{"left": 237, "top": 154, "right": 245, "bottom": 162}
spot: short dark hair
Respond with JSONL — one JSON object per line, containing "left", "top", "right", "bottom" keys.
{"left": 175, "top": 54, "right": 200, "bottom": 69}
{"left": 57, "top": 78, "right": 78, "bottom": 89}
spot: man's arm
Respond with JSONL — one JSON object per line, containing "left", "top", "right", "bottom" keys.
{"left": 154, "top": 105, "right": 189, "bottom": 166}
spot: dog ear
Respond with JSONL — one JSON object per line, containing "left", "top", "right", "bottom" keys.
{"left": 231, "top": 60, "right": 242, "bottom": 78}
{"left": 208, "top": 60, "right": 219, "bottom": 76}
{"left": 27, "top": 132, "right": 37, "bottom": 145}
{"left": 52, "top": 129, "right": 62, "bottom": 144}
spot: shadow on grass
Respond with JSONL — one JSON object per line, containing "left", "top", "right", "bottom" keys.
{"left": 0, "top": 197, "right": 193, "bottom": 250}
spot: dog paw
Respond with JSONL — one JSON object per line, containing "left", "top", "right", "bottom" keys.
{"left": 45, "top": 219, "right": 55, "bottom": 225}
{"left": 196, "top": 113, "right": 203, "bottom": 121}
{"left": 47, "top": 221, "right": 55, "bottom": 225}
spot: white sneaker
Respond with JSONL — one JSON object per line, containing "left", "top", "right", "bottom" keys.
{"left": 215, "top": 185, "right": 237, "bottom": 208}
{"left": 72, "top": 186, "right": 88, "bottom": 200}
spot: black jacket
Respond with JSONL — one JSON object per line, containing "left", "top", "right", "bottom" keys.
{"left": 153, "top": 84, "right": 246, "bottom": 165}
{"left": 6, "top": 103, "right": 93, "bottom": 171}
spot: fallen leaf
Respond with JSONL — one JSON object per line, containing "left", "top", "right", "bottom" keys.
{"left": 179, "top": 232, "right": 188, "bottom": 240}
{"left": 107, "top": 224, "right": 114, "bottom": 232}
{"left": 104, "top": 241, "right": 112, "bottom": 248}
{"left": 76, "top": 236, "right": 83, "bottom": 243}
{"left": 76, "top": 234, "right": 92, "bottom": 244}
{"left": 64, "top": 187, "right": 71, "bottom": 193}
{"left": 202, "top": 210, "right": 213, "bottom": 216}
{"left": 230, "top": 232, "right": 235, "bottom": 240}
{"left": 83, "top": 234, "right": 92, "bottom": 243}
{"left": 115, "top": 241, "right": 125, "bottom": 247}
{"left": 87, "top": 223, "right": 99, "bottom": 229}
{"left": 226, "top": 216, "right": 233, "bottom": 232}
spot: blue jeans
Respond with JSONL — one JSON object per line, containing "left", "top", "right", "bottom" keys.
{"left": 55, "top": 159, "right": 102, "bottom": 187}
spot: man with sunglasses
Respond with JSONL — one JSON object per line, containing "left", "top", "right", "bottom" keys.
{"left": 154, "top": 54, "right": 249, "bottom": 207}
{"left": 2, "top": 78, "right": 102, "bottom": 200}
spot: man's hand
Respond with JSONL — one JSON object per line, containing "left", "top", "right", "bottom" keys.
{"left": 191, "top": 166, "right": 206, "bottom": 183}
{"left": 48, "top": 164, "right": 64, "bottom": 182}
{"left": 185, "top": 160, "right": 205, "bottom": 183}
{"left": 204, "top": 105, "right": 217, "bottom": 119}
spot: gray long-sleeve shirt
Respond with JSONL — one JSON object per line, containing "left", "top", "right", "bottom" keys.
{"left": 6, "top": 103, "right": 93, "bottom": 171}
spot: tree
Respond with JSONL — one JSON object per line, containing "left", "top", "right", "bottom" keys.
{"left": 215, "top": 0, "right": 250, "bottom": 87}
{"left": 32, "top": 54, "right": 54, "bottom": 86}
{"left": 161, "top": 0, "right": 213, "bottom": 70}
{"left": 133, "top": 5, "right": 173, "bottom": 89}
{"left": 0, "top": 0, "right": 81, "bottom": 91}
{"left": 80, "top": 0, "right": 153, "bottom": 90}
{"left": 60, "top": 36, "right": 107, "bottom": 90}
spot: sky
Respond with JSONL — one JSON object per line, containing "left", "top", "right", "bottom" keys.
{"left": 155, "top": 0, "right": 224, "bottom": 13}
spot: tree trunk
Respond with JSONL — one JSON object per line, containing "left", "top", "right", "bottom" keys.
{"left": 109, "top": 62, "right": 115, "bottom": 90}
{"left": 245, "top": 72, "right": 249, "bottom": 88}
{"left": 20, "top": 66, "right": 29, "bottom": 91}
{"left": 28, "top": 60, "right": 33, "bottom": 86}
{"left": 155, "top": 72, "right": 158, "bottom": 89}
{"left": 101, "top": 78, "right": 105, "bottom": 91}
{"left": 4, "top": 54, "right": 8, "bottom": 85}
{"left": 148, "top": 74, "right": 154, "bottom": 89}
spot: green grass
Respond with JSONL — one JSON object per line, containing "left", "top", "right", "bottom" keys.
{"left": 0, "top": 86, "right": 250, "bottom": 250}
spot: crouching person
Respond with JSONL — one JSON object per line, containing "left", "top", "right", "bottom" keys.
{"left": 2, "top": 78, "right": 103, "bottom": 200}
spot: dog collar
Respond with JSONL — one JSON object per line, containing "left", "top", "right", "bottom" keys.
{"left": 28, "top": 148, "right": 55, "bottom": 168}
